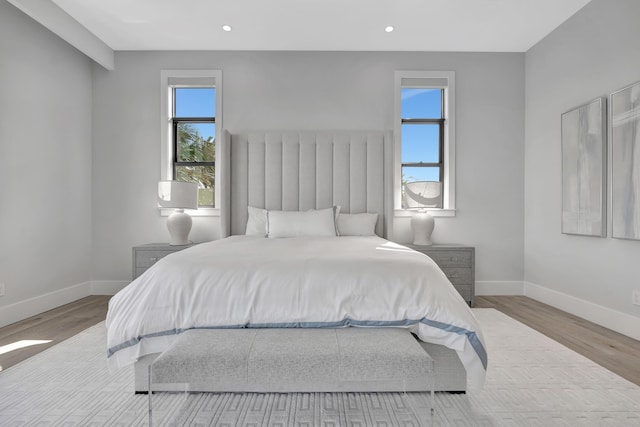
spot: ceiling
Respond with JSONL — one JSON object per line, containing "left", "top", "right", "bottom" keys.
{"left": 49, "top": 0, "right": 592, "bottom": 52}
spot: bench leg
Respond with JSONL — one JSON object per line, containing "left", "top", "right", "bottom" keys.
{"left": 427, "top": 362, "right": 435, "bottom": 423}
{"left": 430, "top": 388, "right": 435, "bottom": 421}
{"left": 148, "top": 365, "right": 153, "bottom": 427}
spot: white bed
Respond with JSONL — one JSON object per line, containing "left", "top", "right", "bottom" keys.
{"left": 106, "top": 130, "right": 487, "bottom": 392}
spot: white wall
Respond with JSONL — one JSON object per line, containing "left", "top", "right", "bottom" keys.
{"left": 92, "top": 51, "right": 525, "bottom": 284}
{"left": 525, "top": 0, "right": 640, "bottom": 333}
{"left": 0, "top": 1, "right": 93, "bottom": 325}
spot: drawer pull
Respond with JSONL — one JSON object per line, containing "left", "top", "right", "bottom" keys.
{"left": 448, "top": 272, "right": 459, "bottom": 278}
{"left": 149, "top": 257, "right": 160, "bottom": 262}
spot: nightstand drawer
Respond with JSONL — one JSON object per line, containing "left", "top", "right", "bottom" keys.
{"left": 135, "top": 250, "right": 177, "bottom": 268}
{"left": 426, "top": 251, "right": 471, "bottom": 267}
{"left": 442, "top": 267, "right": 472, "bottom": 285}
{"left": 132, "top": 243, "right": 194, "bottom": 280}
{"left": 407, "top": 244, "right": 475, "bottom": 306}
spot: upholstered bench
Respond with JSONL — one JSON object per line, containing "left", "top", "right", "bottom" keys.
{"left": 147, "top": 328, "right": 435, "bottom": 423}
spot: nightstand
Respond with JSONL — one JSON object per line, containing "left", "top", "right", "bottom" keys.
{"left": 406, "top": 244, "right": 475, "bottom": 306}
{"left": 132, "top": 243, "right": 194, "bottom": 280}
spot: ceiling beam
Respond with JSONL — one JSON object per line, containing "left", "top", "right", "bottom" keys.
{"left": 7, "top": 0, "right": 114, "bottom": 70}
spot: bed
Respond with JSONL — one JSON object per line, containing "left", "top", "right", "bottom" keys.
{"left": 106, "top": 130, "right": 487, "bottom": 392}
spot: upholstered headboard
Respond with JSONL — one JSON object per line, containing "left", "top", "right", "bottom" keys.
{"left": 218, "top": 130, "right": 393, "bottom": 238}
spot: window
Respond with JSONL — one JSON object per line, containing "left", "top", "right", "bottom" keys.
{"left": 394, "top": 71, "right": 455, "bottom": 215}
{"left": 161, "top": 70, "right": 222, "bottom": 214}
{"left": 401, "top": 88, "right": 444, "bottom": 207}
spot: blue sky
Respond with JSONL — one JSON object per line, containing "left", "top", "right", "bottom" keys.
{"left": 401, "top": 88, "right": 442, "bottom": 182}
{"left": 175, "top": 88, "right": 215, "bottom": 117}
{"left": 175, "top": 88, "right": 216, "bottom": 140}
{"left": 174, "top": 87, "right": 441, "bottom": 181}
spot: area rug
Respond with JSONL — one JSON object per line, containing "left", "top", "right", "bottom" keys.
{"left": 0, "top": 309, "right": 639, "bottom": 426}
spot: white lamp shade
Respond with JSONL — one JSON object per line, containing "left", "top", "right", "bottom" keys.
{"left": 404, "top": 181, "right": 442, "bottom": 208}
{"left": 158, "top": 181, "right": 198, "bottom": 209}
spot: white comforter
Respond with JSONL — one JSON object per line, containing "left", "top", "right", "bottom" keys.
{"left": 106, "top": 236, "right": 487, "bottom": 388}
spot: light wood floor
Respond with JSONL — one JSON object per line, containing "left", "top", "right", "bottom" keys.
{"left": 1, "top": 295, "right": 639, "bottom": 386}
{"left": 475, "top": 296, "right": 640, "bottom": 386}
{"left": 0, "top": 295, "right": 111, "bottom": 372}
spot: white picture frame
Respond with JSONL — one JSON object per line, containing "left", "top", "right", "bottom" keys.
{"left": 611, "top": 81, "right": 640, "bottom": 240}
{"left": 561, "top": 96, "right": 607, "bottom": 237}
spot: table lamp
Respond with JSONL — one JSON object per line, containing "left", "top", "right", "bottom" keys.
{"left": 404, "top": 181, "right": 442, "bottom": 246}
{"left": 158, "top": 181, "right": 198, "bottom": 245}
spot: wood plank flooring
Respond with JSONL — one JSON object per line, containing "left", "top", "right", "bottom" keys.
{"left": 0, "top": 295, "right": 111, "bottom": 372}
{"left": 0, "top": 295, "right": 638, "bottom": 387}
{"left": 475, "top": 295, "right": 640, "bottom": 386}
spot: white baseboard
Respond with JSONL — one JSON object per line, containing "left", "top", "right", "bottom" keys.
{"left": 524, "top": 281, "right": 640, "bottom": 342}
{"left": 91, "top": 280, "right": 129, "bottom": 295}
{"left": 0, "top": 282, "right": 92, "bottom": 328}
{"left": 4, "top": 278, "right": 638, "bottom": 343}
{"left": 475, "top": 280, "right": 640, "bottom": 341}
{"left": 475, "top": 281, "right": 524, "bottom": 296}
{"left": 0, "top": 280, "right": 129, "bottom": 328}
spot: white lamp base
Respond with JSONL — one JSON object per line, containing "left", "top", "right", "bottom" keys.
{"left": 411, "top": 211, "right": 435, "bottom": 246}
{"left": 167, "top": 209, "right": 193, "bottom": 245}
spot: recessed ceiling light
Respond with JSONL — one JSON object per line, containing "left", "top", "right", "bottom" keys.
{"left": 385, "top": 26, "right": 394, "bottom": 33}
{"left": 222, "top": 25, "right": 232, "bottom": 32}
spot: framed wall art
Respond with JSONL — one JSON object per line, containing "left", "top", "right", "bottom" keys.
{"left": 611, "top": 81, "right": 640, "bottom": 240}
{"left": 561, "top": 96, "right": 607, "bottom": 237}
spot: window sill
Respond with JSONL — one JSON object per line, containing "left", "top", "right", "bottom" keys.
{"left": 159, "top": 207, "right": 220, "bottom": 217}
{"left": 394, "top": 208, "right": 456, "bottom": 218}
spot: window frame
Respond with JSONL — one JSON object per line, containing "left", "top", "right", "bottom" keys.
{"left": 394, "top": 71, "right": 456, "bottom": 217}
{"left": 160, "top": 70, "right": 222, "bottom": 216}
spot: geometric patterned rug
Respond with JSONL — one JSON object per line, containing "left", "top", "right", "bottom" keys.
{"left": 0, "top": 309, "right": 639, "bottom": 426}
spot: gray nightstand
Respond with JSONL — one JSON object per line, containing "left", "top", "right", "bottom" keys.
{"left": 132, "top": 243, "right": 194, "bottom": 280}
{"left": 406, "top": 244, "right": 475, "bottom": 306}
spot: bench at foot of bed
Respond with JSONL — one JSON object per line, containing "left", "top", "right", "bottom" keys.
{"left": 151, "top": 328, "right": 434, "bottom": 393}
{"left": 147, "top": 328, "right": 439, "bottom": 425}
{"left": 134, "top": 327, "right": 466, "bottom": 393}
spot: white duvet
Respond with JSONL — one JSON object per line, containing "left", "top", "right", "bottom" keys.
{"left": 106, "top": 236, "right": 487, "bottom": 388}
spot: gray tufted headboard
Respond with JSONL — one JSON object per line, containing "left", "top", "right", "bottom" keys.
{"left": 218, "top": 130, "right": 393, "bottom": 238}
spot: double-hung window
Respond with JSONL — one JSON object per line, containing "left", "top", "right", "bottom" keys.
{"left": 394, "top": 71, "right": 455, "bottom": 215}
{"left": 401, "top": 87, "right": 444, "bottom": 206}
{"left": 173, "top": 88, "right": 215, "bottom": 206}
{"left": 161, "top": 70, "right": 222, "bottom": 214}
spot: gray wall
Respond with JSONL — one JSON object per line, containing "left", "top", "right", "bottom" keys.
{"left": 525, "top": 0, "right": 640, "bottom": 316}
{"left": 0, "top": 2, "right": 93, "bottom": 308}
{"left": 92, "top": 51, "right": 525, "bottom": 283}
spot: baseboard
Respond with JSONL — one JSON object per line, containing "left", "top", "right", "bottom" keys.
{"left": 91, "top": 280, "right": 129, "bottom": 295}
{"left": 524, "top": 281, "right": 640, "bottom": 341}
{"left": 475, "top": 281, "right": 524, "bottom": 296}
{"left": 0, "top": 280, "right": 130, "bottom": 328}
{"left": 5, "top": 278, "right": 637, "bottom": 342}
{"left": 0, "top": 282, "right": 92, "bottom": 328}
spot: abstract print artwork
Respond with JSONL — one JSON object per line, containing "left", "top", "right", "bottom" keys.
{"left": 612, "top": 81, "right": 640, "bottom": 240}
{"left": 561, "top": 97, "right": 607, "bottom": 237}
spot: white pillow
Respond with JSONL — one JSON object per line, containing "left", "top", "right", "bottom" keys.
{"left": 245, "top": 206, "right": 267, "bottom": 236}
{"left": 336, "top": 213, "right": 379, "bottom": 236}
{"left": 267, "top": 207, "right": 337, "bottom": 238}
